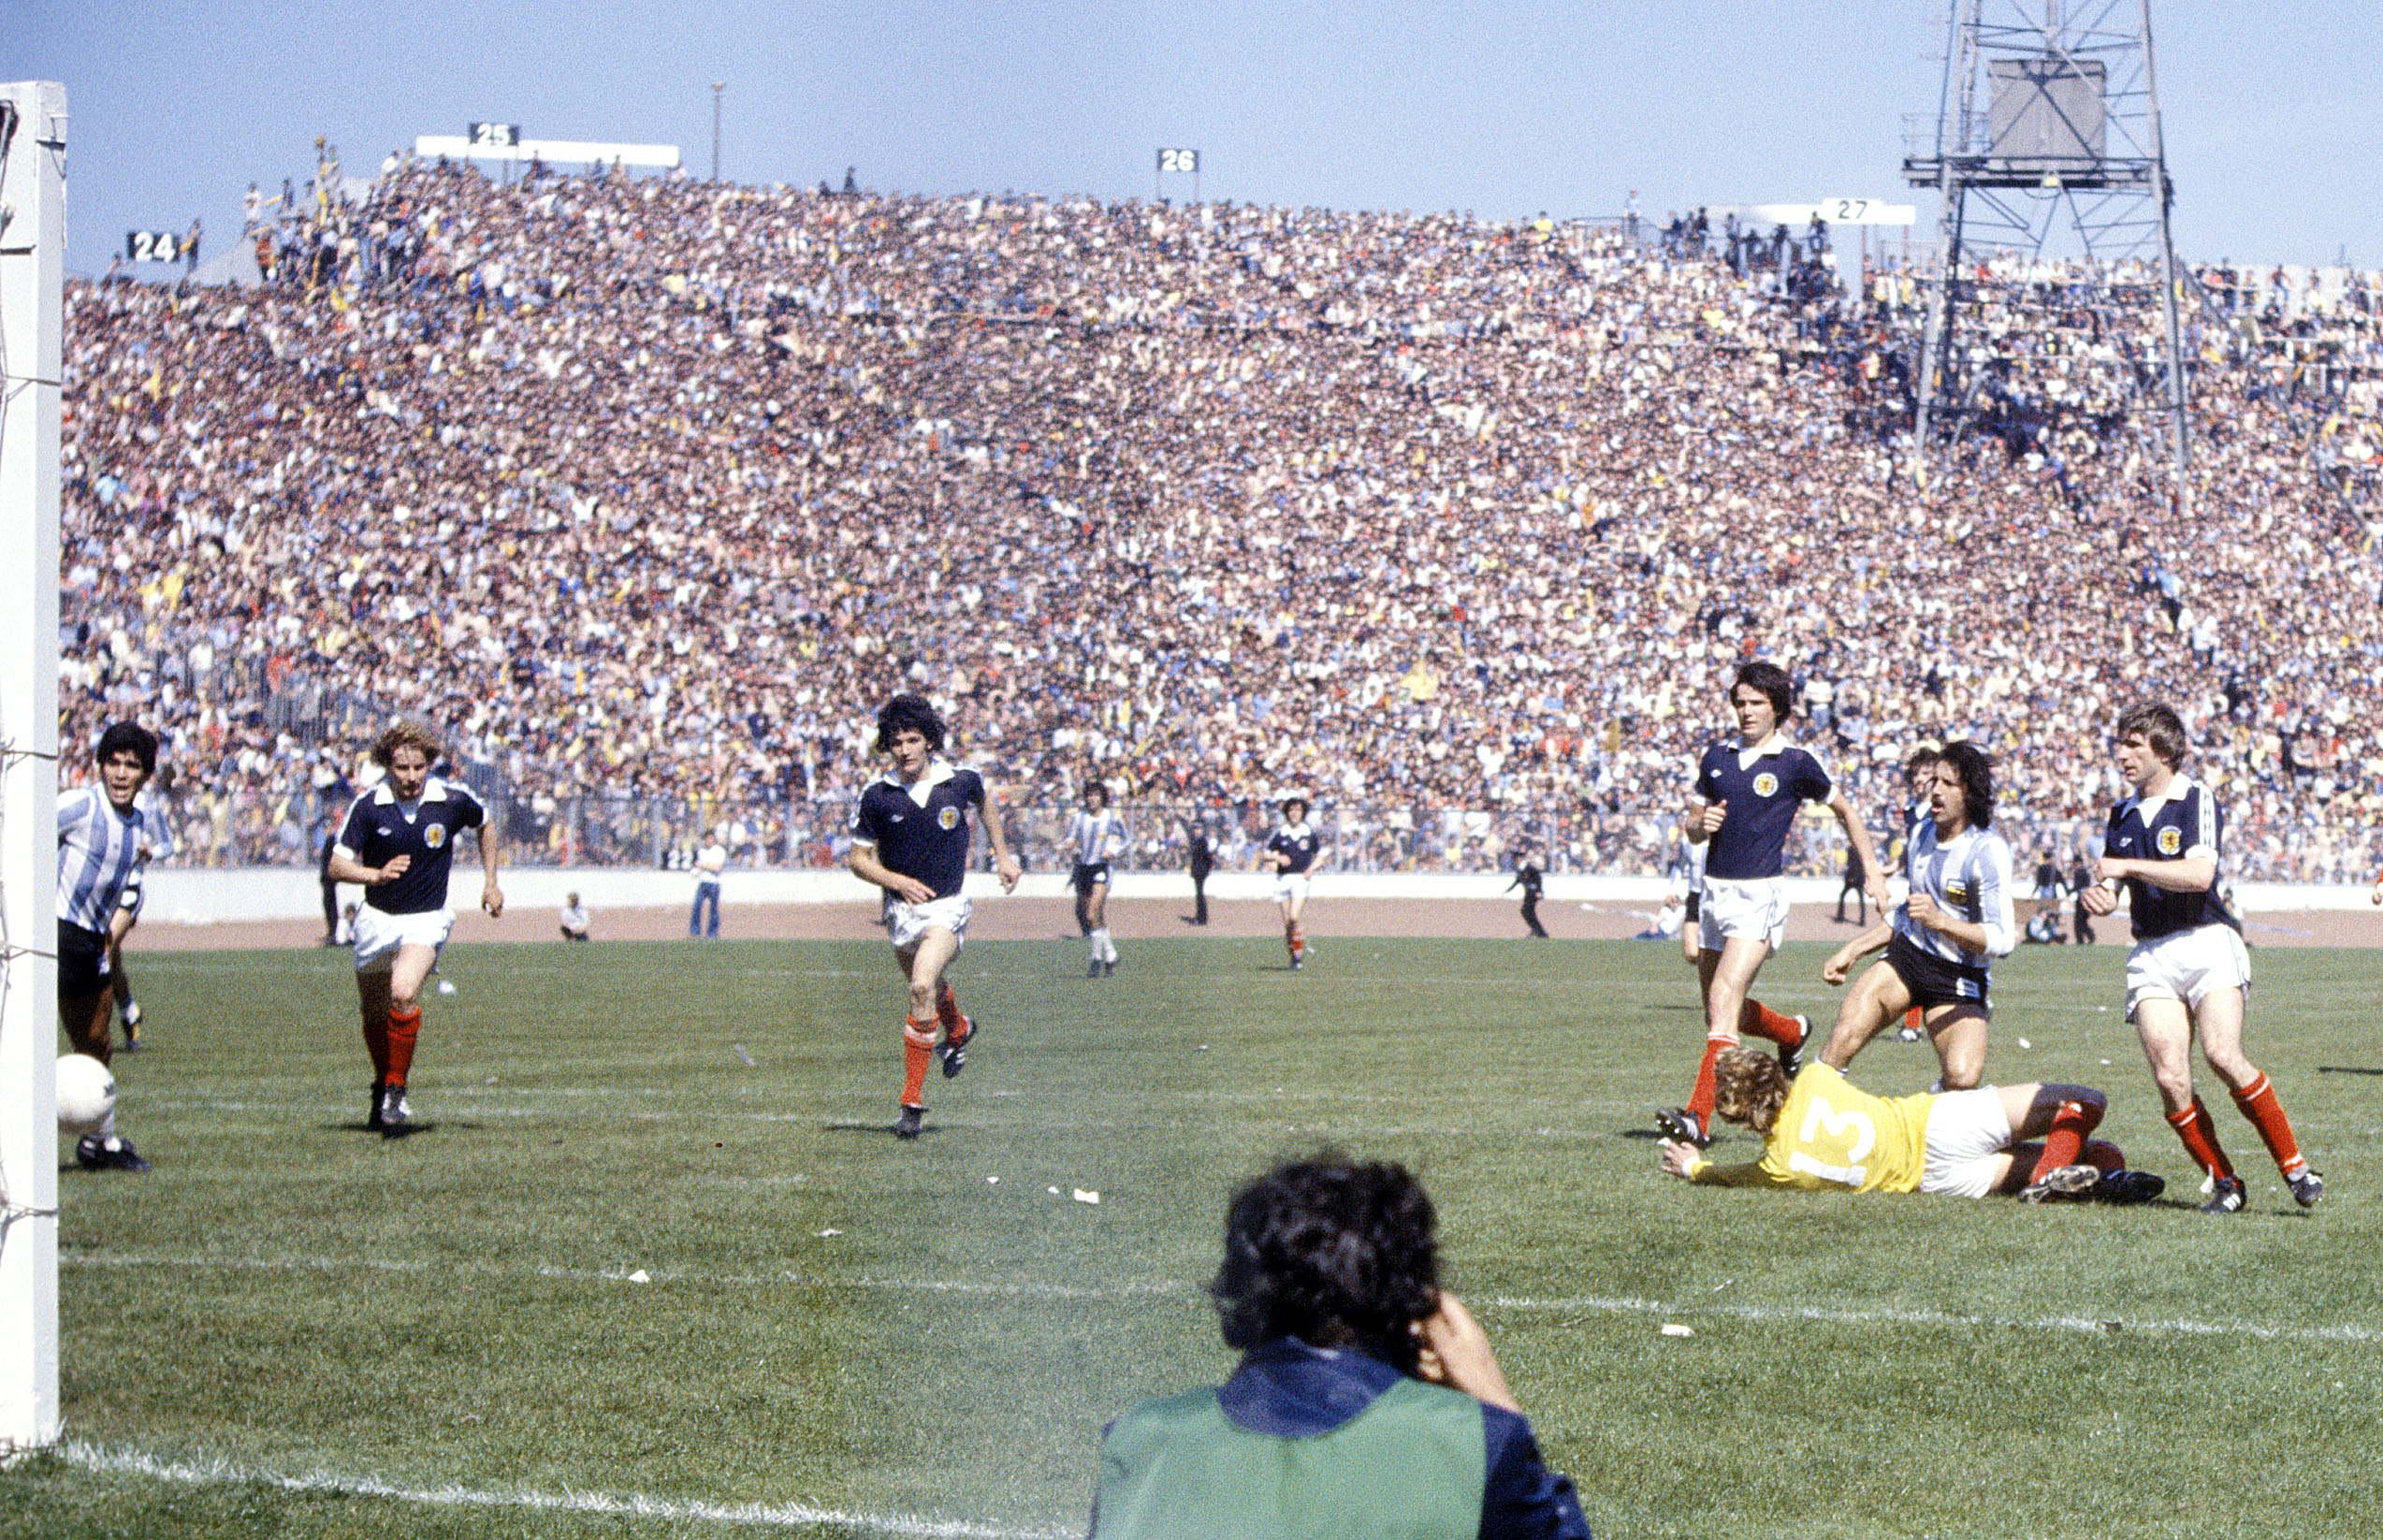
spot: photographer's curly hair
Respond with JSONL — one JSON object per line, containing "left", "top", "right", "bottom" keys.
{"left": 873, "top": 693, "right": 946, "bottom": 754}
{"left": 1210, "top": 1155, "right": 1440, "bottom": 1374}
{"left": 1711, "top": 1047, "right": 1792, "bottom": 1138}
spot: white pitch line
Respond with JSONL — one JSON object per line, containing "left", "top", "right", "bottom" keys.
{"left": 58, "top": 1442, "right": 1074, "bottom": 1538}
{"left": 60, "top": 1251, "right": 1192, "bottom": 1300}
{"left": 1482, "top": 1293, "right": 2383, "bottom": 1344}
{"left": 57, "top": 1252, "right": 2373, "bottom": 1344}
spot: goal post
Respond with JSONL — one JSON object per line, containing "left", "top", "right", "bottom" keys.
{"left": 0, "top": 79, "right": 66, "bottom": 1459}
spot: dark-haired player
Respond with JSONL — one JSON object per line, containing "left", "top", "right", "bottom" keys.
{"left": 2082, "top": 703, "right": 2322, "bottom": 1213}
{"left": 56, "top": 722, "right": 167, "bottom": 1171}
{"left": 1659, "top": 1047, "right": 2162, "bottom": 1204}
{"left": 326, "top": 719, "right": 503, "bottom": 1135}
{"left": 1816, "top": 740, "right": 2012, "bottom": 1091}
{"left": 1067, "top": 782, "right": 1125, "bottom": 977}
{"left": 848, "top": 694, "right": 1021, "bottom": 1139}
{"left": 1660, "top": 661, "right": 1883, "bottom": 1147}
{"left": 1090, "top": 1155, "right": 1591, "bottom": 1538}
{"left": 1262, "top": 795, "right": 1324, "bottom": 970}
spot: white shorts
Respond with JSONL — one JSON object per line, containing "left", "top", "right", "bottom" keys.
{"left": 1698, "top": 876, "right": 1787, "bottom": 953}
{"left": 1918, "top": 1087, "right": 2016, "bottom": 1198}
{"left": 1273, "top": 872, "right": 1312, "bottom": 907}
{"left": 354, "top": 906, "right": 456, "bottom": 971}
{"left": 2125, "top": 924, "right": 2251, "bottom": 1019}
{"left": 885, "top": 893, "right": 971, "bottom": 952}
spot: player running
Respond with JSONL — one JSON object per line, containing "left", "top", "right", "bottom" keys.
{"left": 2081, "top": 703, "right": 2323, "bottom": 1213}
{"left": 56, "top": 723, "right": 167, "bottom": 1171}
{"left": 1660, "top": 661, "right": 1884, "bottom": 1148}
{"left": 1067, "top": 782, "right": 1125, "bottom": 977}
{"left": 1660, "top": 1047, "right": 2163, "bottom": 1204}
{"left": 325, "top": 721, "right": 503, "bottom": 1136}
{"left": 847, "top": 694, "right": 1022, "bottom": 1139}
{"left": 1815, "top": 740, "right": 2012, "bottom": 1091}
{"left": 1262, "top": 795, "right": 1324, "bottom": 970}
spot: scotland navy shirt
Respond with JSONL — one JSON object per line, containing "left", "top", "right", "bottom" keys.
{"left": 2104, "top": 773, "right": 2236, "bottom": 938}
{"left": 1693, "top": 735, "right": 1834, "bottom": 880}
{"left": 335, "top": 777, "right": 487, "bottom": 916}
{"left": 851, "top": 759, "right": 987, "bottom": 899}
{"left": 1266, "top": 822, "right": 1320, "bottom": 875}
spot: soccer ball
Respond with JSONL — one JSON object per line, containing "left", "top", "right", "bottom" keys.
{"left": 55, "top": 1053, "right": 117, "bottom": 1134}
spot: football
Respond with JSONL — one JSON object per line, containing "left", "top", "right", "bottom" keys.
{"left": 55, "top": 1053, "right": 117, "bottom": 1134}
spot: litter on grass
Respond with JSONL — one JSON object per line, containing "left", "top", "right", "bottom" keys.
{"left": 1073, "top": 1189, "right": 1100, "bottom": 1205}
{"left": 1661, "top": 1323, "right": 1694, "bottom": 1338}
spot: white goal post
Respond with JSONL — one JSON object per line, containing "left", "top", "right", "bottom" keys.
{"left": 0, "top": 79, "right": 66, "bottom": 1458}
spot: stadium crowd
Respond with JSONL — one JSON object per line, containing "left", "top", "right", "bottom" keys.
{"left": 57, "top": 154, "right": 2383, "bottom": 882}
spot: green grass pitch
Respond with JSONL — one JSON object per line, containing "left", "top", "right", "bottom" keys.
{"left": 5, "top": 933, "right": 2379, "bottom": 1538}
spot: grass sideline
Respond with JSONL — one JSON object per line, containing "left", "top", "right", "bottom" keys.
{"left": 5, "top": 935, "right": 2378, "bottom": 1539}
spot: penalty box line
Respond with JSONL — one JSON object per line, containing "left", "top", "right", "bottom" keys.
{"left": 57, "top": 1252, "right": 2376, "bottom": 1343}
{"left": 1485, "top": 1293, "right": 2383, "bottom": 1344}
{"left": 59, "top": 1441, "right": 1073, "bottom": 1538}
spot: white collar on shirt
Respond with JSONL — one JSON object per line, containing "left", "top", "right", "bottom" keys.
{"left": 2120, "top": 772, "right": 2195, "bottom": 822}
{"left": 1735, "top": 732, "right": 1788, "bottom": 772}
{"left": 883, "top": 756, "right": 956, "bottom": 808}
{"left": 371, "top": 777, "right": 450, "bottom": 807}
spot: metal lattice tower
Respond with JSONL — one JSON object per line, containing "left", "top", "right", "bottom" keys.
{"left": 1903, "top": 0, "right": 2190, "bottom": 496}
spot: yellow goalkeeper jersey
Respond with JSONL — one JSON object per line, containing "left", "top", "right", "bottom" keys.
{"left": 1688, "top": 1064, "right": 1933, "bottom": 1194}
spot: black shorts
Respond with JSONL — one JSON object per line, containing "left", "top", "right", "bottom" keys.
{"left": 1886, "top": 930, "right": 1988, "bottom": 1010}
{"left": 1069, "top": 861, "right": 1112, "bottom": 895}
{"left": 58, "top": 921, "right": 110, "bottom": 995}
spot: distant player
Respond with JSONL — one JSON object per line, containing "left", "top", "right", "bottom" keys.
{"left": 2081, "top": 703, "right": 2323, "bottom": 1213}
{"left": 559, "top": 891, "right": 591, "bottom": 942}
{"left": 56, "top": 722, "right": 167, "bottom": 1171}
{"left": 326, "top": 721, "right": 504, "bottom": 1136}
{"left": 1816, "top": 741, "right": 2012, "bottom": 1092}
{"left": 1067, "top": 782, "right": 1125, "bottom": 977}
{"left": 1660, "top": 661, "right": 1884, "bottom": 1148}
{"left": 847, "top": 694, "right": 1022, "bottom": 1139}
{"left": 1660, "top": 1046, "right": 2163, "bottom": 1204}
{"left": 1262, "top": 795, "right": 1324, "bottom": 970}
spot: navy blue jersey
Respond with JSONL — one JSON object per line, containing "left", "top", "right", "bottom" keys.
{"left": 851, "top": 761, "right": 986, "bottom": 899}
{"left": 2104, "top": 774, "right": 2236, "bottom": 938}
{"left": 1693, "top": 738, "right": 1835, "bottom": 880}
{"left": 1266, "top": 822, "right": 1320, "bottom": 875}
{"left": 336, "top": 778, "right": 487, "bottom": 916}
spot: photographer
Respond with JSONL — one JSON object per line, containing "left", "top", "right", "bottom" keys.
{"left": 1091, "top": 1156, "right": 1590, "bottom": 1538}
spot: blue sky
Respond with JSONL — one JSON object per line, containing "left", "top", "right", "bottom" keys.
{"left": 9, "top": 0, "right": 2377, "bottom": 275}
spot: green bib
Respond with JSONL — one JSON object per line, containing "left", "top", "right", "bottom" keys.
{"left": 1094, "top": 1376, "right": 1488, "bottom": 1540}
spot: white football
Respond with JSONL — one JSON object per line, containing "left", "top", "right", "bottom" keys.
{"left": 55, "top": 1053, "right": 117, "bottom": 1134}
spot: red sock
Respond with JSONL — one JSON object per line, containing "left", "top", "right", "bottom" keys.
{"left": 2230, "top": 1073, "right": 2309, "bottom": 1179}
{"left": 385, "top": 1004, "right": 421, "bottom": 1088}
{"left": 2027, "top": 1098, "right": 2104, "bottom": 1184}
{"left": 902, "top": 1017, "right": 936, "bottom": 1107}
{"left": 1903, "top": 1006, "right": 1924, "bottom": 1036}
{"left": 935, "top": 982, "right": 970, "bottom": 1043}
{"left": 1684, "top": 1035, "right": 1730, "bottom": 1132}
{"left": 1288, "top": 923, "right": 1304, "bottom": 961}
{"left": 1737, "top": 997, "right": 1802, "bottom": 1049}
{"left": 2082, "top": 1139, "right": 2125, "bottom": 1174}
{"left": 2167, "top": 1097, "right": 2235, "bottom": 1183}
{"left": 361, "top": 1008, "right": 391, "bottom": 1082}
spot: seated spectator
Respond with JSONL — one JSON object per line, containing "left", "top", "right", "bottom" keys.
{"left": 1091, "top": 1155, "right": 1591, "bottom": 1538}
{"left": 559, "top": 891, "right": 591, "bottom": 942}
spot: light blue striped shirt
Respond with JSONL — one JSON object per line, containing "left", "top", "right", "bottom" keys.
{"left": 56, "top": 787, "right": 158, "bottom": 935}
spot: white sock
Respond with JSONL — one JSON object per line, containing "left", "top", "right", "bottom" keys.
{"left": 1095, "top": 928, "right": 1115, "bottom": 962}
